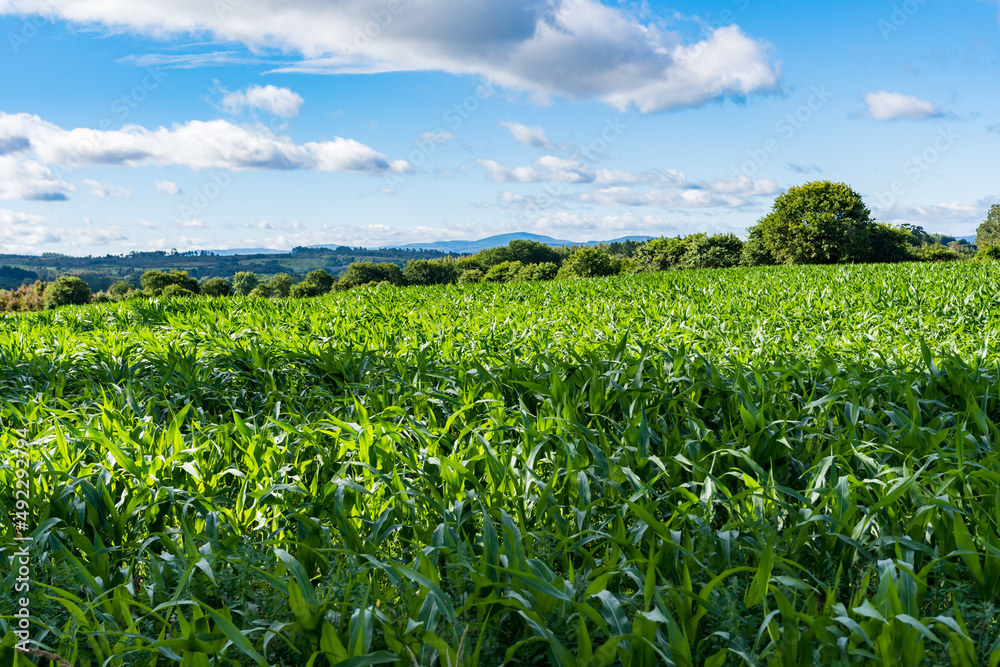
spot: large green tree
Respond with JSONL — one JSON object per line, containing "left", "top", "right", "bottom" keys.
{"left": 751, "top": 181, "right": 877, "bottom": 265}
{"left": 140, "top": 270, "right": 200, "bottom": 296}
{"left": 976, "top": 204, "right": 1000, "bottom": 247}
{"left": 305, "top": 269, "right": 336, "bottom": 293}
{"left": 231, "top": 272, "right": 259, "bottom": 296}
{"left": 44, "top": 276, "right": 92, "bottom": 309}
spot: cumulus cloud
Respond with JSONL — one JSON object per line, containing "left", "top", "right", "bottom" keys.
{"left": 0, "top": 0, "right": 781, "bottom": 113}
{"left": 499, "top": 121, "right": 556, "bottom": 150}
{"left": 83, "top": 179, "right": 133, "bottom": 198}
{"left": 579, "top": 175, "right": 779, "bottom": 209}
{"left": 478, "top": 155, "right": 776, "bottom": 210}
{"left": 154, "top": 179, "right": 180, "bottom": 194}
{"left": 478, "top": 156, "right": 666, "bottom": 185}
{"left": 498, "top": 210, "right": 737, "bottom": 239}
{"left": 864, "top": 91, "right": 942, "bottom": 121}
{"left": 0, "top": 209, "right": 63, "bottom": 252}
{"left": 872, "top": 198, "right": 995, "bottom": 234}
{"left": 220, "top": 84, "right": 304, "bottom": 117}
{"left": 0, "top": 156, "right": 72, "bottom": 201}
{"left": 0, "top": 112, "right": 409, "bottom": 175}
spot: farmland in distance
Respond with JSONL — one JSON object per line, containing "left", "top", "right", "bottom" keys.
{"left": 2, "top": 262, "right": 1000, "bottom": 665}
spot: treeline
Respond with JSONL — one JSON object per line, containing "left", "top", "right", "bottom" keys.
{"left": 0, "top": 245, "right": 455, "bottom": 290}
{"left": 5, "top": 181, "right": 996, "bottom": 313}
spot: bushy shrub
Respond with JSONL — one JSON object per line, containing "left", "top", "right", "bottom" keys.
{"left": 201, "top": 277, "right": 232, "bottom": 297}
{"left": 917, "top": 244, "right": 962, "bottom": 262}
{"left": 161, "top": 284, "right": 195, "bottom": 298}
{"left": 485, "top": 261, "right": 524, "bottom": 283}
{"left": 403, "top": 260, "right": 458, "bottom": 286}
{"left": 232, "top": 272, "right": 260, "bottom": 296}
{"left": 634, "top": 236, "right": 696, "bottom": 271}
{"left": 249, "top": 285, "right": 273, "bottom": 298}
{"left": 109, "top": 280, "right": 134, "bottom": 297}
{"left": 339, "top": 262, "right": 404, "bottom": 288}
{"left": 44, "top": 276, "right": 92, "bottom": 309}
{"left": 0, "top": 281, "right": 48, "bottom": 312}
{"left": 869, "top": 224, "right": 916, "bottom": 263}
{"left": 141, "top": 270, "right": 200, "bottom": 296}
{"left": 517, "top": 262, "right": 559, "bottom": 281}
{"left": 476, "top": 240, "right": 562, "bottom": 269}
{"left": 305, "top": 269, "right": 335, "bottom": 293}
{"left": 290, "top": 281, "right": 323, "bottom": 298}
{"left": 453, "top": 257, "right": 483, "bottom": 273}
{"left": 267, "top": 273, "right": 293, "bottom": 298}
{"left": 458, "top": 269, "right": 485, "bottom": 285}
{"left": 978, "top": 244, "right": 1000, "bottom": 261}
{"left": 682, "top": 233, "right": 744, "bottom": 269}
{"left": 741, "top": 227, "right": 774, "bottom": 267}
{"left": 558, "top": 247, "right": 616, "bottom": 278}
{"left": 91, "top": 292, "right": 115, "bottom": 304}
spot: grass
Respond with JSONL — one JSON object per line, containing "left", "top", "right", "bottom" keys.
{"left": 1, "top": 262, "right": 1000, "bottom": 666}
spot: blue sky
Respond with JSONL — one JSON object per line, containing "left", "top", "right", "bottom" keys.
{"left": 0, "top": 0, "right": 997, "bottom": 254}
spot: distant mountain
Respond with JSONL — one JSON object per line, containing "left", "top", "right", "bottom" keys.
{"left": 309, "top": 232, "right": 656, "bottom": 255}
{"left": 207, "top": 248, "right": 290, "bottom": 256}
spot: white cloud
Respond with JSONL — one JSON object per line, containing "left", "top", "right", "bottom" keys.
{"left": 478, "top": 155, "right": 776, "bottom": 210}
{"left": 83, "top": 179, "right": 133, "bottom": 198}
{"left": 220, "top": 84, "right": 304, "bottom": 118}
{"left": 149, "top": 235, "right": 206, "bottom": 251}
{"left": 0, "top": 112, "right": 410, "bottom": 175}
{"left": 75, "top": 226, "right": 129, "bottom": 246}
{"left": 0, "top": 156, "right": 73, "bottom": 201}
{"left": 179, "top": 218, "right": 206, "bottom": 228}
{"left": 417, "top": 131, "right": 455, "bottom": 145}
{"left": 863, "top": 91, "right": 941, "bottom": 121}
{"left": 579, "top": 175, "right": 778, "bottom": 209}
{"left": 478, "top": 155, "right": 610, "bottom": 184}
{"left": 479, "top": 156, "right": 690, "bottom": 187}
{"left": 478, "top": 159, "right": 543, "bottom": 183}
{"left": 499, "top": 121, "right": 556, "bottom": 150}
{"left": 498, "top": 210, "right": 737, "bottom": 239}
{"left": 873, "top": 198, "right": 994, "bottom": 234}
{"left": 0, "top": 1, "right": 781, "bottom": 113}
{"left": 154, "top": 179, "right": 180, "bottom": 194}
{"left": 0, "top": 209, "right": 63, "bottom": 252}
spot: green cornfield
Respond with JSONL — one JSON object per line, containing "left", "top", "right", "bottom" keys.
{"left": 2, "top": 262, "right": 1000, "bottom": 666}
